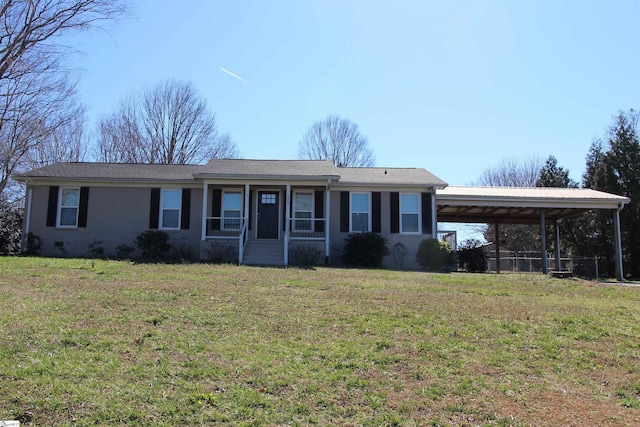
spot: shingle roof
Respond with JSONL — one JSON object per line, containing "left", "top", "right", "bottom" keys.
{"left": 15, "top": 160, "right": 447, "bottom": 187}
{"left": 196, "top": 159, "right": 340, "bottom": 178}
{"left": 14, "top": 162, "right": 205, "bottom": 181}
{"left": 334, "top": 167, "right": 447, "bottom": 188}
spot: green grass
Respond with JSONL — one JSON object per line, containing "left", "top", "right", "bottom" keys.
{"left": 1, "top": 257, "right": 640, "bottom": 426}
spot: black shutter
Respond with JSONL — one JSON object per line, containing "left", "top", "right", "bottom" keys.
{"left": 340, "top": 191, "right": 349, "bottom": 232}
{"left": 390, "top": 192, "right": 399, "bottom": 233}
{"left": 314, "top": 190, "right": 324, "bottom": 232}
{"left": 149, "top": 188, "right": 160, "bottom": 229}
{"left": 372, "top": 192, "right": 381, "bottom": 233}
{"left": 78, "top": 187, "right": 90, "bottom": 228}
{"left": 211, "top": 189, "right": 221, "bottom": 230}
{"left": 248, "top": 190, "right": 253, "bottom": 230}
{"left": 422, "top": 192, "right": 433, "bottom": 235}
{"left": 181, "top": 188, "right": 191, "bottom": 230}
{"left": 46, "top": 186, "right": 59, "bottom": 227}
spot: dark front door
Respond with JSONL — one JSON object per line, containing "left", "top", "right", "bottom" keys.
{"left": 257, "top": 191, "right": 279, "bottom": 239}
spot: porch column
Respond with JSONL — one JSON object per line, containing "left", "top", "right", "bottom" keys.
{"left": 555, "top": 221, "right": 562, "bottom": 272}
{"left": 325, "top": 181, "right": 331, "bottom": 264}
{"left": 431, "top": 189, "right": 437, "bottom": 239}
{"left": 494, "top": 221, "right": 500, "bottom": 274}
{"left": 614, "top": 206, "right": 624, "bottom": 281}
{"left": 284, "top": 184, "right": 291, "bottom": 266}
{"left": 244, "top": 184, "right": 250, "bottom": 229}
{"left": 540, "top": 209, "right": 548, "bottom": 274}
{"left": 201, "top": 182, "right": 208, "bottom": 240}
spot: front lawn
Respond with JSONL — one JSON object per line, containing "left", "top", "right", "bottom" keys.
{"left": 1, "top": 257, "right": 639, "bottom": 426}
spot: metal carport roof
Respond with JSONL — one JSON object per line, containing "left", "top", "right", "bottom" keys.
{"left": 436, "top": 186, "right": 629, "bottom": 225}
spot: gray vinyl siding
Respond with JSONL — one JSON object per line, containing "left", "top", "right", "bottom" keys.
{"left": 27, "top": 185, "right": 203, "bottom": 258}
{"left": 329, "top": 190, "right": 435, "bottom": 270}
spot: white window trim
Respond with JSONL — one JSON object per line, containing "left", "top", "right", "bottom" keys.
{"left": 222, "top": 188, "right": 244, "bottom": 231}
{"left": 400, "top": 192, "right": 421, "bottom": 234}
{"left": 57, "top": 187, "right": 80, "bottom": 228}
{"left": 159, "top": 188, "right": 182, "bottom": 230}
{"left": 350, "top": 192, "right": 371, "bottom": 233}
{"left": 293, "top": 190, "right": 314, "bottom": 232}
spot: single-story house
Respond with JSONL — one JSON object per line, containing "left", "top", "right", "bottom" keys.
{"left": 14, "top": 159, "right": 447, "bottom": 269}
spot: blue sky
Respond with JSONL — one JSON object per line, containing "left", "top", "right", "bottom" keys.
{"left": 70, "top": 0, "right": 640, "bottom": 187}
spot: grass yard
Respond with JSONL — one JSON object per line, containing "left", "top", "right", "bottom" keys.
{"left": 1, "top": 258, "right": 640, "bottom": 426}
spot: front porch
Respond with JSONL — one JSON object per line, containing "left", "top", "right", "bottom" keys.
{"left": 199, "top": 182, "right": 331, "bottom": 266}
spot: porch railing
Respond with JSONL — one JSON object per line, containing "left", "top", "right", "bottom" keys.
{"left": 205, "top": 216, "right": 246, "bottom": 238}
{"left": 288, "top": 218, "right": 326, "bottom": 239}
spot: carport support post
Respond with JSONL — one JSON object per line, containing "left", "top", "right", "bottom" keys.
{"left": 614, "top": 206, "right": 624, "bottom": 281}
{"left": 494, "top": 221, "right": 500, "bottom": 274}
{"left": 555, "top": 221, "right": 561, "bottom": 271}
{"left": 540, "top": 209, "right": 548, "bottom": 274}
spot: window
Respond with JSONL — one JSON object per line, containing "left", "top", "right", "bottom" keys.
{"left": 261, "top": 193, "right": 276, "bottom": 204}
{"left": 350, "top": 193, "right": 370, "bottom": 232}
{"left": 160, "top": 189, "right": 181, "bottom": 229}
{"left": 58, "top": 187, "right": 80, "bottom": 227}
{"left": 400, "top": 193, "right": 420, "bottom": 233}
{"left": 293, "top": 192, "right": 313, "bottom": 231}
{"left": 223, "top": 191, "right": 242, "bottom": 229}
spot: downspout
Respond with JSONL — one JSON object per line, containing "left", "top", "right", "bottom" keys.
{"left": 614, "top": 202, "right": 625, "bottom": 281}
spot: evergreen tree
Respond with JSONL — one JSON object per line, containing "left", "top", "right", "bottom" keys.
{"left": 583, "top": 110, "right": 640, "bottom": 278}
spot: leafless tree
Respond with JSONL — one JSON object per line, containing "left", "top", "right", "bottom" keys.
{"left": 96, "top": 79, "right": 239, "bottom": 164}
{"left": 477, "top": 156, "right": 544, "bottom": 187}
{"left": 0, "top": 0, "right": 127, "bottom": 200}
{"left": 27, "top": 106, "right": 89, "bottom": 168}
{"left": 298, "top": 115, "right": 375, "bottom": 167}
{"left": 476, "top": 156, "right": 545, "bottom": 253}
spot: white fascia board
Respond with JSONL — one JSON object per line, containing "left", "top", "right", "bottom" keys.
{"left": 436, "top": 195, "right": 628, "bottom": 210}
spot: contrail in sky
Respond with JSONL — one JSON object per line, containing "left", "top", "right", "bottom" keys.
{"left": 219, "top": 67, "right": 248, "bottom": 83}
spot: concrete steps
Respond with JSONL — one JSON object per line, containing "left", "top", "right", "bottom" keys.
{"left": 242, "top": 240, "right": 285, "bottom": 266}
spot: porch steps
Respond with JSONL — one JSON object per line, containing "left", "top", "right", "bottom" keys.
{"left": 242, "top": 240, "right": 285, "bottom": 266}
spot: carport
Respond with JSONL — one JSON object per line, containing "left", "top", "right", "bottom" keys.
{"left": 436, "top": 187, "right": 630, "bottom": 280}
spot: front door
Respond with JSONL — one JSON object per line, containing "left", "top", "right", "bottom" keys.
{"left": 257, "top": 191, "right": 279, "bottom": 239}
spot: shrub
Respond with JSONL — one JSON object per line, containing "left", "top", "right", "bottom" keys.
{"left": 115, "top": 244, "right": 135, "bottom": 259}
{"left": 416, "top": 238, "right": 455, "bottom": 272}
{"left": 24, "top": 232, "right": 42, "bottom": 256}
{"left": 204, "top": 240, "right": 236, "bottom": 263}
{"left": 292, "top": 244, "right": 322, "bottom": 265}
{"left": 87, "top": 239, "right": 105, "bottom": 258}
{"left": 343, "top": 232, "right": 388, "bottom": 268}
{"left": 457, "top": 239, "right": 488, "bottom": 273}
{"left": 134, "top": 230, "right": 170, "bottom": 259}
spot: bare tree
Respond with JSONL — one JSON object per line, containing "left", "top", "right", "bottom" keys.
{"left": 26, "top": 106, "right": 88, "bottom": 168}
{"left": 96, "top": 79, "right": 239, "bottom": 164}
{"left": 476, "top": 156, "right": 545, "bottom": 253}
{"left": 0, "top": 0, "right": 127, "bottom": 199}
{"left": 477, "top": 156, "right": 544, "bottom": 187}
{"left": 298, "top": 115, "right": 375, "bottom": 167}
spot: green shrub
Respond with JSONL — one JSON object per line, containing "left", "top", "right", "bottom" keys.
{"left": 343, "top": 232, "right": 388, "bottom": 268}
{"left": 457, "top": 239, "right": 487, "bottom": 273}
{"left": 134, "top": 230, "right": 170, "bottom": 259}
{"left": 416, "top": 238, "right": 455, "bottom": 272}
{"left": 24, "top": 232, "right": 42, "bottom": 256}
{"left": 292, "top": 244, "right": 322, "bottom": 265}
